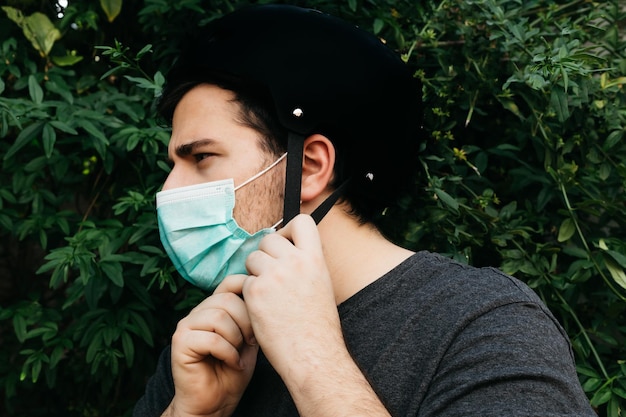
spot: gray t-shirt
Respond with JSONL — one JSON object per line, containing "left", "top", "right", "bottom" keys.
{"left": 134, "top": 251, "right": 595, "bottom": 416}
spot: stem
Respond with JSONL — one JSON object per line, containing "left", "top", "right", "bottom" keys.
{"left": 558, "top": 181, "right": 626, "bottom": 301}
{"left": 510, "top": 239, "right": 610, "bottom": 379}
{"left": 466, "top": 91, "right": 478, "bottom": 127}
{"left": 553, "top": 289, "right": 610, "bottom": 380}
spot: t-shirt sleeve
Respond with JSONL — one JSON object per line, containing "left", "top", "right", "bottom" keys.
{"left": 416, "top": 301, "right": 595, "bottom": 417}
{"left": 133, "top": 346, "right": 175, "bottom": 417}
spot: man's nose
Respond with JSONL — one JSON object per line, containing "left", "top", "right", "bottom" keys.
{"left": 161, "top": 166, "right": 183, "bottom": 191}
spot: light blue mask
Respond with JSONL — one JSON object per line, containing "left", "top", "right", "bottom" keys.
{"left": 156, "top": 154, "right": 286, "bottom": 292}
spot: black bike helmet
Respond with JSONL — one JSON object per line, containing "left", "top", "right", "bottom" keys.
{"left": 164, "top": 5, "right": 423, "bottom": 223}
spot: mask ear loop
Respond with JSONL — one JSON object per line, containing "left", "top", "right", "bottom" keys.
{"left": 270, "top": 218, "right": 283, "bottom": 230}
{"left": 235, "top": 152, "right": 288, "bottom": 191}
{"left": 234, "top": 152, "right": 288, "bottom": 231}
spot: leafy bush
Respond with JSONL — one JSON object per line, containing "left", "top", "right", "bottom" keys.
{"left": 0, "top": 0, "right": 624, "bottom": 416}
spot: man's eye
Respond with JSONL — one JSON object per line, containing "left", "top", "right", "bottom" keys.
{"left": 194, "top": 153, "right": 213, "bottom": 162}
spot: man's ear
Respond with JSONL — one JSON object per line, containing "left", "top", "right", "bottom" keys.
{"left": 300, "top": 134, "right": 335, "bottom": 202}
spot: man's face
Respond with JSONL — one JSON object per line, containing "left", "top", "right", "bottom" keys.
{"left": 163, "top": 83, "right": 285, "bottom": 233}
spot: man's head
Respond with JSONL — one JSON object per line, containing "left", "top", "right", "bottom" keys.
{"left": 159, "top": 4, "right": 423, "bottom": 226}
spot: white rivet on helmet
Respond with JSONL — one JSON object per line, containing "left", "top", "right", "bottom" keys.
{"left": 292, "top": 108, "right": 303, "bottom": 117}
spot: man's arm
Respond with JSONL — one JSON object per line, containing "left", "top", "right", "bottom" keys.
{"left": 243, "top": 215, "right": 392, "bottom": 417}
{"left": 284, "top": 339, "right": 392, "bottom": 417}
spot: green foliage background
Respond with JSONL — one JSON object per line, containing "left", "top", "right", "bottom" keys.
{"left": 0, "top": 0, "right": 625, "bottom": 415}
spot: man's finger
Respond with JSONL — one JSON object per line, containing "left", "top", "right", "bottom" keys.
{"left": 214, "top": 274, "right": 248, "bottom": 295}
{"left": 275, "top": 214, "right": 321, "bottom": 252}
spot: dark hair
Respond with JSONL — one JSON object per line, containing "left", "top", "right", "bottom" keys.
{"left": 157, "top": 72, "right": 288, "bottom": 158}
{"left": 157, "top": 75, "right": 419, "bottom": 225}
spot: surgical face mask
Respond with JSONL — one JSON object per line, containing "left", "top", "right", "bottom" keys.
{"left": 156, "top": 153, "right": 286, "bottom": 292}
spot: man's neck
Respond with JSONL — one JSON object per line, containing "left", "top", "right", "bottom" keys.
{"left": 316, "top": 206, "right": 414, "bottom": 304}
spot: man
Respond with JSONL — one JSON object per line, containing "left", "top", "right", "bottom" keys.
{"left": 135, "top": 5, "right": 595, "bottom": 417}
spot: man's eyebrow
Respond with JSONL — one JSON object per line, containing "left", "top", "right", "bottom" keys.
{"left": 174, "top": 138, "right": 217, "bottom": 158}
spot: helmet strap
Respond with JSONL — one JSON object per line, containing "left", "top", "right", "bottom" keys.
{"left": 282, "top": 132, "right": 349, "bottom": 225}
{"left": 310, "top": 179, "right": 350, "bottom": 224}
{"left": 283, "top": 132, "right": 304, "bottom": 224}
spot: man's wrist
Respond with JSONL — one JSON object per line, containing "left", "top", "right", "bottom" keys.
{"left": 161, "top": 399, "right": 231, "bottom": 417}
{"left": 281, "top": 346, "right": 391, "bottom": 417}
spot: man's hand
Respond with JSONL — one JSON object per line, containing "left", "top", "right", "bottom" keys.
{"left": 242, "top": 214, "right": 343, "bottom": 382}
{"left": 165, "top": 275, "right": 259, "bottom": 417}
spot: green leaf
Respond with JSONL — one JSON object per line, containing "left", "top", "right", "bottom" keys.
{"left": 46, "top": 81, "right": 74, "bottom": 104}
{"left": 613, "top": 386, "right": 626, "bottom": 400}
{"left": 590, "top": 386, "right": 612, "bottom": 406}
{"left": 607, "top": 396, "right": 621, "bottom": 417}
{"left": 128, "top": 311, "right": 153, "bottom": 346}
{"left": 499, "top": 99, "right": 524, "bottom": 119}
{"left": 557, "top": 218, "right": 576, "bottom": 242}
{"left": 2, "top": 7, "right": 61, "bottom": 57}
{"left": 582, "top": 377, "right": 602, "bottom": 392}
{"left": 136, "top": 43, "right": 153, "bottom": 59}
{"left": 13, "top": 314, "right": 27, "bottom": 343}
{"left": 86, "top": 333, "right": 102, "bottom": 363}
{"left": 30, "top": 357, "right": 42, "bottom": 382}
{"left": 121, "top": 331, "right": 134, "bottom": 366}
{"left": 550, "top": 89, "right": 570, "bottom": 122}
{"left": 606, "top": 249, "right": 626, "bottom": 268}
{"left": 157, "top": 160, "right": 171, "bottom": 173}
{"left": 560, "top": 65, "right": 569, "bottom": 92}
{"left": 124, "top": 75, "right": 160, "bottom": 91}
{"left": 603, "top": 256, "right": 626, "bottom": 290}
{"left": 84, "top": 275, "right": 106, "bottom": 309}
{"left": 4, "top": 121, "right": 45, "bottom": 161}
{"left": 154, "top": 70, "right": 165, "bottom": 87}
{"left": 25, "top": 326, "right": 54, "bottom": 341}
{"left": 51, "top": 53, "right": 84, "bottom": 67}
{"left": 56, "top": 217, "right": 70, "bottom": 235}
{"left": 126, "top": 133, "right": 140, "bottom": 151}
{"left": 39, "top": 229, "right": 47, "bottom": 250}
{"left": 28, "top": 75, "right": 43, "bottom": 104}
{"left": 100, "top": 0, "right": 122, "bottom": 23}
{"left": 50, "top": 345, "right": 65, "bottom": 368}
{"left": 102, "top": 326, "right": 119, "bottom": 346}
{"left": 49, "top": 120, "right": 77, "bottom": 135}
{"left": 604, "top": 130, "right": 623, "bottom": 151}
{"left": 24, "top": 155, "right": 47, "bottom": 172}
{"left": 373, "top": 18, "right": 384, "bottom": 35}
{"left": 139, "top": 256, "right": 159, "bottom": 277}
{"left": 77, "top": 119, "right": 109, "bottom": 145}
{"left": 576, "top": 365, "right": 600, "bottom": 378}
{"left": 42, "top": 123, "right": 56, "bottom": 158}
{"left": 598, "top": 163, "right": 611, "bottom": 180}
{"left": 0, "top": 214, "right": 13, "bottom": 232}
{"left": 434, "top": 189, "right": 459, "bottom": 211}
{"left": 100, "top": 261, "right": 124, "bottom": 287}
